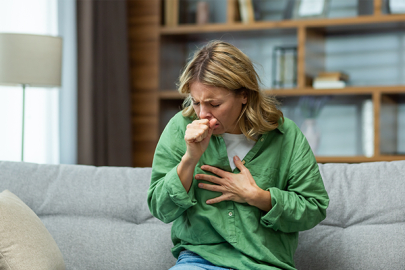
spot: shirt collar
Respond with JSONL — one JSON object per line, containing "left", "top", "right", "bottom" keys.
{"left": 276, "top": 117, "right": 285, "bottom": 134}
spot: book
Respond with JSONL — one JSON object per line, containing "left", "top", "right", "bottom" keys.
{"left": 196, "top": 1, "right": 209, "bottom": 25}
{"left": 380, "top": 97, "right": 398, "bottom": 154}
{"left": 179, "top": 1, "right": 194, "bottom": 24}
{"left": 238, "top": 0, "right": 255, "bottom": 23}
{"left": 361, "top": 99, "right": 374, "bottom": 157}
{"left": 316, "top": 71, "right": 349, "bottom": 81}
{"left": 283, "top": 49, "right": 296, "bottom": 88}
{"left": 165, "top": 0, "right": 179, "bottom": 26}
{"left": 272, "top": 46, "right": 297, "bottom": 89}
{"left": 252, "top": 0, "right": 261, "bottom": 21}
{"left": 273, "top": 48, "right": 284, "bottom": 88}
{"left": 313, "top": 80, "right": 346, "bottom": 89}
{"left": 228, "top": 0, "right": 241, "bottom": 23}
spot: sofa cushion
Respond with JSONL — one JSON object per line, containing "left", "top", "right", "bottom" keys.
{"left": 295, "top": 161, "right": 405, "bottom": 270}
{"left": 0, "top": 190, "right": 66, "bottom": 270}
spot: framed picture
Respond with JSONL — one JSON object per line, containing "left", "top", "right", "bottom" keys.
{"left": 292, "top": 0, "right": 330, "bottom": 19}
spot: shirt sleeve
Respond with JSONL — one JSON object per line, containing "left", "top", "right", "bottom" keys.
{"left": 260, "top": 128, "right": 329, "bottom": 233}
{"left": 147, "top": 116, "right": 197, "bottom": 224}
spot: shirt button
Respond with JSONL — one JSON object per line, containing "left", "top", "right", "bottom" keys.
{"left": 261, "top": 138, "right": 264, "bottom": 142}
{"left": 228, "top": 211, "right": 233, "bottom": 216}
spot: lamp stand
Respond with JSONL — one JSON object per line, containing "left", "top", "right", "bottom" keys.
{"left": 21, "top": 84, "right": 26, "bottom": 161}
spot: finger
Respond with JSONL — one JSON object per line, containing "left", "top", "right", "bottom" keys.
{"left": 233, "top": 155, "right": 247, "bottom": 172}
{"left": 197, "top": 123, "right": 212, "bottom": 142}
{"left": 198, "top": 182, "right": 224, "bottom": 192}
{"left": 185, "top": 125, "right": 209, "bottom": 142}
{"left": 194, "top": 132, "right": 207, "bottom": 143}
{"left": 184, "top": 132, "right": 201, "bottom": 143}
{"left": 201, "top": 165, "right": 227, "bottom": 178}
{"left": 186, "top": 124, "right": 209, "bottom": 133}
{"left": 184, "top": 131, "right": 196, "bottom": 142}
{"left": 195, "top": 173, "right": 221, "bottom": 184}
{"left": 192, "top": 119, "right": 210, "bottom": 126}
{"left": 206, "top": 194, "right": 230, "bottom": 205}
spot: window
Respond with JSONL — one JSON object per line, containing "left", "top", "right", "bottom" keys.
{"left": 0, "top": 0, "right": 59, "bottom": 163}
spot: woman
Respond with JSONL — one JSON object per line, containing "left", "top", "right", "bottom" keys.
{"left": 147, "top": 40, "right": 329, "bottom": 270}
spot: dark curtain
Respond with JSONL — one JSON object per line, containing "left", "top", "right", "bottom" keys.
{"left": 77, "top": 0, "right": 132, "bottom": 166}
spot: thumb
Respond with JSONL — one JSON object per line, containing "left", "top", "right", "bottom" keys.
{"left": 234, "top": 155, "right": 245, "bottom": 171}
{"left": 209, "top": 118, "right": 218, "bottom": 129}
{"left": 201, "top": 121, "right": 215, "bottom": 143}
{"left": 201, "top": 119, "right": 217, "bottom": 143}
{"left": 206, "top": 126, "right": 214, "bottom": 140}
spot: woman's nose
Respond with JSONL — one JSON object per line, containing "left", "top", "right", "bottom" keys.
{"left": 199, "top": 105, "right": 211, "bottom": 120}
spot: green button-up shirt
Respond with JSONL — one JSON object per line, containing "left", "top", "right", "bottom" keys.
{"left": 148, "top": 112, "right": 329, "bottom": 270}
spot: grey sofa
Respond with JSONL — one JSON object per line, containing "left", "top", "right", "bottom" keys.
{"left": 0, "top": 160, "right": 404, "bottom": 270}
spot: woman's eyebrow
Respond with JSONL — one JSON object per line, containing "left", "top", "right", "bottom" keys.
{"left": 191, "top": 96, "right": 217, "bottom": 103}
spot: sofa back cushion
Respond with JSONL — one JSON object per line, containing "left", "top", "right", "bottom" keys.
{"left": 295, "top": 161, "right": 405, "bottom": 270}
{"left": 0, "top": 161, "right": 176, "bottom": 270}
{"left": 3, "top": 160, "right": 404, "bottom": 270}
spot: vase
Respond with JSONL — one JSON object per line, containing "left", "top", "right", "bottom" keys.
{"left": 300, "top": 118, "right": 320, "bottom": 154}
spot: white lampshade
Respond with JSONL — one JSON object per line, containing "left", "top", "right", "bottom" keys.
{"left": 0, "top": 33, "right": 62, "bottom": 87}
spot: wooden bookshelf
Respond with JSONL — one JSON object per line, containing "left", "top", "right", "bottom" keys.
{"left": 128, "top": 0, "right": 405, "bottom": 166}
{"left": 160, "top": 85, "right": 405, "bottom": 98}
{"left": 160, "top": 13, "right": 405, "bottom": 35}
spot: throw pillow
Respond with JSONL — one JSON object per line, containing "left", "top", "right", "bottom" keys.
{"left": 0, "top": 190, "right": 65, "bottom": 270}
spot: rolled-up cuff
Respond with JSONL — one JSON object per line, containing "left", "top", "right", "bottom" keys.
{"left": 260, "top": 187, "right": 283, "bottom": 231}
{"left": 163, "top": 164, "right": 197, "bottom": 209}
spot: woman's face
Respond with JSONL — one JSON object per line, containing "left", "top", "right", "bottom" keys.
{"left": 190, "top": 81, "right": 247, "bottom": 134}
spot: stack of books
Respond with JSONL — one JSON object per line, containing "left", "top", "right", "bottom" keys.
{"left": 313, "top": 72, "right": 349, "bottom": 89}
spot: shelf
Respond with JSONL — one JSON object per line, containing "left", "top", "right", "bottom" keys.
{"left": 159, "top": 85, "right": 405, "bottom": 100}
{"left": 266, "top": 85, "right": 405, "bottom": 96}
{"left": 316, "top": 155, "right": 405, "bottom": 163}
{"left": 161, "top": 21, "right": 297, "bottom": 35}
{"left": 161, "top": 14, "right": 405, "bottom": 36}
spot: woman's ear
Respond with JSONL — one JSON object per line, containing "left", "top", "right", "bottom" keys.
{"left": 242, "top": 90, "right": 248, "bottom": 105}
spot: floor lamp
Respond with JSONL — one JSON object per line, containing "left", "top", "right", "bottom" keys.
{"left": 0, "top": 33, "right": 62, "bottom": 161}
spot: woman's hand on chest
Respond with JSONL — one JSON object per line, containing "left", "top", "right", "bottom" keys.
{"left": 195, "top": 155, "right": 272, "bottom": 212}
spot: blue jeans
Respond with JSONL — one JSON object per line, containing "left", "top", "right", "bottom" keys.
{"left": 169, "top": 250, "right": 235, "bottom": 270}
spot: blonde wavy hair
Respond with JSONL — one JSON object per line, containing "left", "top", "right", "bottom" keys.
{"left": 178, "top": 40, "right": 283, "bottom": 141}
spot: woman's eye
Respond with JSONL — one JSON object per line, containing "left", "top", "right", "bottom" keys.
{"left": 211, "top": 104, "right": 220, "bottom": 108}
{"left": 193, "top": 102, "right": 200, "bottom": 106}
